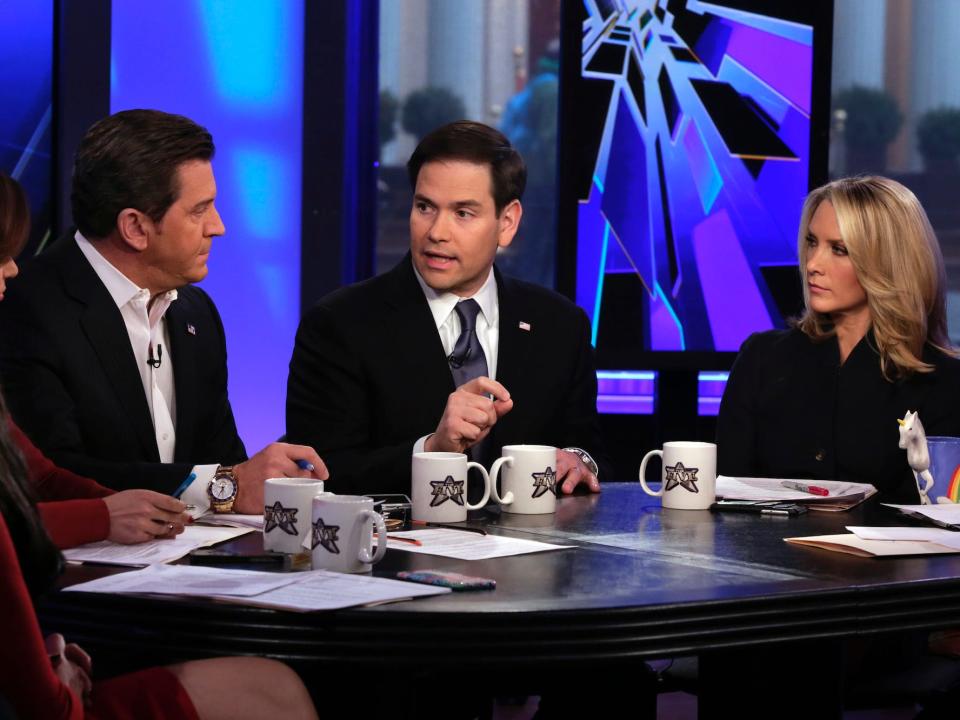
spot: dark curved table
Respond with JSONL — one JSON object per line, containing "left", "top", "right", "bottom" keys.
{"left": 40, "top": 483, "right": 960, "bottom": 716}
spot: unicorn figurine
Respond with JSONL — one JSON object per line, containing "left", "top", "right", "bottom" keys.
{"left": 898, "top": 410, "right": 935, "bottom": 505}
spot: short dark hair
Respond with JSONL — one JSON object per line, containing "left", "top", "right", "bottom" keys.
{"left": 406, "top": 120, "right": 526, "bottom": 215}
{"left": 71, "top": 109, "right": 215, "bottom": 238}
{"left": 0, "top": 172, "right": 30, "bottom": 259}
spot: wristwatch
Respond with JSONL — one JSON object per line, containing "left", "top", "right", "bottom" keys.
{"left": 207, "top": 465, "right": 239, "bottom": 513}
{"left": 563, "top": 447, "right": 599, "bottom": 477}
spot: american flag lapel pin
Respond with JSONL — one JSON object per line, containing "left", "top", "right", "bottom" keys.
{"left": 518, "top": 321, "right": 531, "bottom": 332}
{"left": 187, "top": 323, "right": 197, "bottom": 336}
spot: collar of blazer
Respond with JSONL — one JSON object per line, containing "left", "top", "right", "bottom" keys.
{"left": 49, "top": 234, "right": 163, "bottom": 461}
{"left": 51, "top": 234, "right": 205, "bottom": 462}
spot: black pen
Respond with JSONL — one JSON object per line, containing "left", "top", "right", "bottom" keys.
{"left": 411, "top": 520, "right": 487, "bottom": 536}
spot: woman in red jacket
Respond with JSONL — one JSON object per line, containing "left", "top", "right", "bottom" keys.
{"left": 1, "top": 172, "right": 190, "bottom": 548}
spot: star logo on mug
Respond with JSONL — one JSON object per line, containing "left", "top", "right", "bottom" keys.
{"left": 430, "top": 475, "right": 465, "bottom": 507}
{"left": 664, "top": 462, "right": 699, "bottom": 493}
{"left": 311, "top": 517, "right": 341, "bottom": 554}
{"left": 531, "top": 466, "right": 557, "bottom": 498}
{"left": 263, "top": 501, "right": 299, "bottom": 535}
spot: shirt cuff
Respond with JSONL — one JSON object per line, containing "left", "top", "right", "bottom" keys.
{"left": 180, "top": 464, "right": 218, "bottom": 518}
{"left": 413, "top": 435, "right": 431, "bottom": 455}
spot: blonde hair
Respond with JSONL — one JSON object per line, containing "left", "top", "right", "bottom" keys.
{"left": 796, "top": 175, "right": 954, "bottom": 379}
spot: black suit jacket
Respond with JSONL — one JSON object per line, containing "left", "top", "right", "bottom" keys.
{"left": 717, "top": 328, "right": 960, "bottom": 503}
{"left": 286, "top": 256, "right": 608, "bottom": 495}
{"left": 0, "top": 234, "right": 247, "bottom": 493}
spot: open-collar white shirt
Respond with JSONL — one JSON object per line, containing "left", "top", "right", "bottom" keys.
{"left": 74, "top": 232, "right": 214, "bottom": 512}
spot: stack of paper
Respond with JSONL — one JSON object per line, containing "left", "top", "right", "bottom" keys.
{"left": 717, "top": 476, "right": 877, "bottom": 511}
{"left": 786, "top": 525, "right": 960, "bottom": 557}
{"left": 63, "top": 563, "right": 450, "bottom": 611}
{"left": 63, "top": 526, "right": 255, "bottom": 566}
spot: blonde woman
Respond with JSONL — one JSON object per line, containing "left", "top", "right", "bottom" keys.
{"left": 718, "top": 176, "right": 960, "bottom": 502}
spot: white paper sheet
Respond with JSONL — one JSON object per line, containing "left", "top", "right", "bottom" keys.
{"left": 63, "top": 562, "right": 301, "bottom": 596}
{"left": 215, "top": 570, "right": 450, "bottom": 611}
{"left": 717, "top": 476, "right": 876, "bottom": 503}
{"left": 846, "top": 525, "right": 960, "bottom": 550}
{"left": 63, "top": 565, "right": 450, "bottom": 610}
{"left": 195, "top": 513, "right": 264, "bottom": 530}
{"left": 62, "top": 525, "right": 254, "bottom": 566}
{"left": 385, "top": 528, "right": 572, "bottom": 560}
{"left": 884, "top": 503, "right": 960, "bottom": 527}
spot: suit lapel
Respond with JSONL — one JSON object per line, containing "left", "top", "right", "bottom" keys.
{"left": 493, "top": 269, "right": 525, "bottom": 396}
{"left": 165, "top": 301, "right": 198, "bottom": 460}
{"left": 485, "top": 269, "right": 528, "bottom": 463}
{"left": 56, "top": 238, "right": 160, "bottom": 461}
{"left": 384, "top": 256, "right": 456, "bottom": 397}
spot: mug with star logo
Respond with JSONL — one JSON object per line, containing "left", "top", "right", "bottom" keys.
{"left": 303, "top": 494, "right": 387, "bottom": 573}
{"left": 490, "top": 445, "right": 559, "bottom": 514}
{"left": 638, "top": 441, "right": 716, "bottom": 510}
{"left": 263, "top": 477, "right": 327, "bottom": 554}
{"left": 412, "top": 452, "right": 491, "bottom": 523}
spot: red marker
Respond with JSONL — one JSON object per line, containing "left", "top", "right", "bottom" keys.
{"left": 781, "top": 480, "right": 829, "bottom": 497}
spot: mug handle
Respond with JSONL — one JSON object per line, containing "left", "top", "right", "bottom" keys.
{"left": 358, "top": 509, "right": 387, "bottom": 564}
{"left": 638, "top": 450, "right": 665, "bottom": 497}
{"left": 464, "top": 462, "right": 492, "bottom": 510}
{"left": 488, "top": 456, "right": 514, "bottom": 505}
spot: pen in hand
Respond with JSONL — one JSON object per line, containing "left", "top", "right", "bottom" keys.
{"left": 172, "top": 472, "right": 197, "bottom": 500}
{"left": 781, "top": 480, "right": 829, "bottom": 497}
{"left": 296, "top": 459, "right": 315, "bottom": 472}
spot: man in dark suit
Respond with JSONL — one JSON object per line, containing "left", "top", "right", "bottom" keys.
{"left": 287, "top": 120, "right": 605, "bottom": 496}
{"left": 0, "top": 110, "right": 325, "bottom": 514}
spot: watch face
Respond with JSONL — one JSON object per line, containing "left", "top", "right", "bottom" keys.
{"left": 211, "top": 476, "right": 236, "bottom": 501}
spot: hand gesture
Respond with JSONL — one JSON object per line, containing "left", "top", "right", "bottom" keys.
{"left": 425, "top": 377, "right": 513, "bottom": 453}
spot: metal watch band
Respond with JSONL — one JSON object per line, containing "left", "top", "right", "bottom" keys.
{"left": 209, "top": 465, "right": 238, "bottom": 513}
{"left": 562, "top": 447, "right": 599, "bottom": 477}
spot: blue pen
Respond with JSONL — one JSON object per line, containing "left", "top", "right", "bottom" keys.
{"left": 172, "top": 472, "right": 197, "bottom": 499}
{"left": 296, "top": 459, "right": 315, "bottom": 472}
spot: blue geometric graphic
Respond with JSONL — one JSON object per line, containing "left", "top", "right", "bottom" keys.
{"left": 576, "top": 0, "right": 814, "bottom": 352}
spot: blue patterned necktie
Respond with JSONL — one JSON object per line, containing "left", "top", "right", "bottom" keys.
{"left": 448, "top": 299, "right": 488, "bottom": 387}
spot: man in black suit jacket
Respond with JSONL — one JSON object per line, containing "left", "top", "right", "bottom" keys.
{"left": 287, "top": 120, "right": 606, "bottom": 496}
{"left": 0, "top": 110, "right": 325, "bottom": 515}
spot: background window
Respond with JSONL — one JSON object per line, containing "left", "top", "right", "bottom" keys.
{"left": 377, "top": 0, "right": 561, "bottom": 289}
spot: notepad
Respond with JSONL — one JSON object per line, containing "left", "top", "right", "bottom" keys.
{"left": 385, "top": 529, "right": 572, "bottom": 560}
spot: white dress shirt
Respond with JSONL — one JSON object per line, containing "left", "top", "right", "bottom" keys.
{"left": 75, "top": 232, "right": 215, "bottom": 511}
{"left": 412, "top": 266, "right": 499, "bottom": 454}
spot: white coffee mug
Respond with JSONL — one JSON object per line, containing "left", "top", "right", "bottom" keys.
{"left": 638, "top": 441, "right": 716, "bottom": 510}
{"left": 489, "top": 445, "right": 558, "bottom": 514}
{"left": 412, "top": 452, "right": 491, "bottom": 522}
{"left": 263, "top": 477, "right": 326, "bottom": 553}
{"left": 304, "top": 494, "right": 387, "bottom": 573}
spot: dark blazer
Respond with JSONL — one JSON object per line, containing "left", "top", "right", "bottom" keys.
{"left": 0, "top": 234, "right": 247, "bottom": 494}
{"left": 286, "top": 255, "right": 608, "bottom": 495}
{"left": 717, "top": 328, "right": 960, "bottom": 503}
